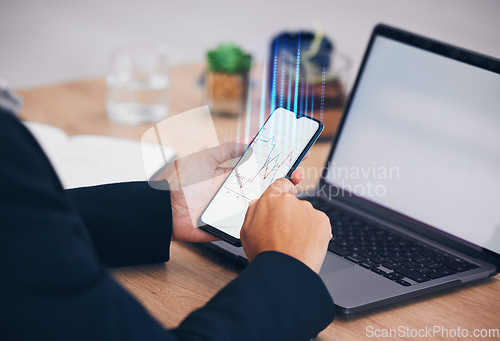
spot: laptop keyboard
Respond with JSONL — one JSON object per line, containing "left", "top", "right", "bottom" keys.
{"left": 306, "top": 197, "right": 478, "bottom": 286}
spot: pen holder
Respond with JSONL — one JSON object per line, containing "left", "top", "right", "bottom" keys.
{"left": 268, "top": 31, "right": 350, "bottom": 140}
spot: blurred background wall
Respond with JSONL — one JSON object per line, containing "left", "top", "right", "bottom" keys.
{"left": 1, "top": 0, "right": 499, "bottom": 90}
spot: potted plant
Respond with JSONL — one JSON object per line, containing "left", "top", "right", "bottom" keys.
{"left": 205, "top": 43, "right": 252, "bottom": 116}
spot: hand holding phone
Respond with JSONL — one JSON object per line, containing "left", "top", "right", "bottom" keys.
{"left": 200, "top": 108, "right": 323, "bottom": 246}
{"left": 240, "top": 178, "right": 332, "bottom": 273}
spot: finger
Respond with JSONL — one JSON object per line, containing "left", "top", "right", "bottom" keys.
{"left": 211, "top": 142, "right": 249, "bottom": 165}
{"left": 267, "top": 178, "right": 297, "bottom": 197}
{"left": 303, "top": 151, "right": 310, "bottom": 161}
{"left": 289, "top": 169, "right": 303, "bottom": 186}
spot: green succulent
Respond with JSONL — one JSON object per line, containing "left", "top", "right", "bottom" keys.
{"left": 207, "top": 43, "right": 252, "bottom": 73}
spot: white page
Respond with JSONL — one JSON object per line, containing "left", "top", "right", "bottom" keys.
{"left": 24, "top": 121, "right": 175, "bottom": 189}
{"left": 23, "top": 121, "right": 70, "bottom": 161}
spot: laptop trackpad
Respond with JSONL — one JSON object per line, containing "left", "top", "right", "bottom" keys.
{"left": 319, "top": 253, "right": 354, "bottom": 274}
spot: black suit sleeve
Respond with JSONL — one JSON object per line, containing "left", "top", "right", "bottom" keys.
{"left": 172, "top": 251, "right": 335, "bottom": 340}
{"left": 0, "top": 109, "right": 334, "bottom": 341}
{"left": 0, "top": 109, "right": 171, "bottom": 340}
{"left": 66, "top": 182, "right": 172, "bottom": 267}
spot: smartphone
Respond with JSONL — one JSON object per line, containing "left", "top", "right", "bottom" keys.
{"left": 199, "top": 107, "right": 323, "bottom": 246}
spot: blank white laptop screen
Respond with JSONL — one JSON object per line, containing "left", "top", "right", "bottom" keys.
{"left": 325, "top": 36, "right": 500, "bottom": 253}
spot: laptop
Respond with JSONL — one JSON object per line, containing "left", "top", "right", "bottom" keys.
{"left": 205, "top": 24, "right": 500, "bottom": 314}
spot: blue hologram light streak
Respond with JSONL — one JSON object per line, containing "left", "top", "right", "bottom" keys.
{"left": 259, "top": 65, "right": 267, "bottom": 129}
{"left": 310, "top": 79, "right": 315, "bottom": 119}
{"left": 270, "top": 42, "right": 278, "bottom": 113}
{"left": 320, "top": 66, "right": 326, "bottom": 121}
{"left": 293, "top": 35, "right": 301, "bottom": 114}
{"left": 299, "top": 70, "right": 305, "bottom": 116}
{"left": 256, "top": 34, "right": 327, "bottom": 154}
{"left": 286, "top": 59, "right": 292, "bottom": 111}
{"left": 292, "top": 39, "right": 301, "bottom": 144}
{"left": 304, "top": 70, "right": 309, "bottom": 116}
{"left": 279, "top": 66, "right": 285, "bottom": 108}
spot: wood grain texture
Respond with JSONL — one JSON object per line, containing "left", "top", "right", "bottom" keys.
{"left": 17, "top": 64, "right": 500, "bottom": 340}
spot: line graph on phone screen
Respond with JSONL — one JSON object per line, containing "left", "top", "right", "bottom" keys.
{"left": 200, "top": 108, "right": 320, "bottom": 238}
{"left": 224, "top": 124, "right": 311, "bottom": 201}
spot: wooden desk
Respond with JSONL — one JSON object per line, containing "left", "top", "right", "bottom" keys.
{"left": 18, "top": 64, "right": 499, "bottom": 340}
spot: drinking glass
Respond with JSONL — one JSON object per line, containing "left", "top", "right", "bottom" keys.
{"left": 106, "top": 43, "right": 169, "bottom": 125}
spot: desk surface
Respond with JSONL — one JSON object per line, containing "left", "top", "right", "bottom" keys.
{"left": 18, "top": 64, "right": 500, "bottom": 340}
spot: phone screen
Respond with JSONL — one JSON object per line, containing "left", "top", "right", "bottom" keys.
{"left": 200, "top": 108, "right": 322, "bottom": 243}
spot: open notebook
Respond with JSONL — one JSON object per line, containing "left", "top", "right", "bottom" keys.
{"left": 24, "top": 121, "right": 175, "bottom": 189}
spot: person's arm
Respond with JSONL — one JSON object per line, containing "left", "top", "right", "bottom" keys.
{"left": 173, "top": 251, "right": 334, "bottom": 340}
{"left": 66, "top": 182, "right": 172, "bottom": 267}
{"left": 66, "top": 182, "right": 335, "bottom": 339}
{"left": 1, "top": 110, "right": 334, "bottom": 340}
{"left": 0, "top": 110, "right": 171, "bottom": 340}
